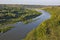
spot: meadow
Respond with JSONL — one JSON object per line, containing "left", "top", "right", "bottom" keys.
{"left": 24, "top": 6, "right": 60, "bottom": 40}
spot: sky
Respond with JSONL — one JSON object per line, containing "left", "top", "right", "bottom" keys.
{"left": 0, "top": 0, "right": 60, "bottom": 5}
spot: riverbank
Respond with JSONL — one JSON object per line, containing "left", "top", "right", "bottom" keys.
{"left": 0, "top": 6, "right": 42, "bottom": 33}
{"left": 0, "top": 10, "right": 50, "bottom": 40}
{"left": 24, "top": 7, "right": 60, "bottom": 40}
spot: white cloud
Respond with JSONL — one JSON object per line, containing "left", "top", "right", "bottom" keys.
{"left": 0, "top": 0, "right": 60, "bottom": 5}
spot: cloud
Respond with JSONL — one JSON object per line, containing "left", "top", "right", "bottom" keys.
{"left": 0, "top": 0, "right": 60, "bottom": 5}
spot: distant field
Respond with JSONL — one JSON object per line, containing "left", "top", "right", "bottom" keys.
{"left": 24, "top": 6, "right": 60, "bottom": 40}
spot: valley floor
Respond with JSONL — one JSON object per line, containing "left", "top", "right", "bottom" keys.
{"left": 24, "top": 6, "right": 60, "bottom": 40}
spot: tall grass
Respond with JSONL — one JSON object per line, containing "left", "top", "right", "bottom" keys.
{"left": 24, "top": 7, "right": 60, "bottom": 40}
{"left": 0, "top": 26, "right": 14, "bottom": 33}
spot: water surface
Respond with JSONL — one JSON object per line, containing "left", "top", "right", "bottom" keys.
{"left": 0, "top": 10, "right": 50, "bottom": 40}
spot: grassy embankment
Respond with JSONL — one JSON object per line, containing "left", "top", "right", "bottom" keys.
{"left": 0, "top": 6, "right": 42, "bottom": 33}
{"left": 24, "top": 7, "right": 60, "bottom": 40}
{"left": 0, "top": 26, "right": 14, "bottom": 33}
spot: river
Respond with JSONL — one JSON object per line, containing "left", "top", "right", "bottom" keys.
{"left": 0, "top": 10, "right": 50, "bottom": 40}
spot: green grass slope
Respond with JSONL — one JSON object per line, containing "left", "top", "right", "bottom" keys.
{"left": 24, "top": 7, "right": 60, "bottom": 40}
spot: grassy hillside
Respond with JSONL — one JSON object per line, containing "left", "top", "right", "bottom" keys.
{"left": 24, "top": 7, "right": 60, "bottom": 40}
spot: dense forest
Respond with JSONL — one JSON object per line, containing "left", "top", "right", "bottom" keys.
{"left": 0, "top": 5, "right": 42, "bottom": 33}
{"left": 24, "top": 6, "right": 60, "bottom": 40}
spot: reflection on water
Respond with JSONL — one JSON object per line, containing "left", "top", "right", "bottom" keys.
{"left": 0, "top": 10, "right": 50, "bottom": 40}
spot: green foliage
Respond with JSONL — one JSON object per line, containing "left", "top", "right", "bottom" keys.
{"left": 0, "top": 6, "right": 42, "bottom": 25}
{"left": 0, "top": 5, "right": 42, "bottom": 33}
{"left": 0, "top": 26, "right": 14, "bottom": 33}
{"left": 24, "top": 7, "right": 60, "bottom": 40}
